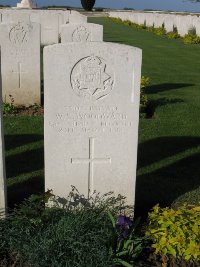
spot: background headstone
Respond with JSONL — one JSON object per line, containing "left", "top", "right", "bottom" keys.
{"left": 2, "top": 9, "right": 31, "bottom": 24}
{"left": 192, "top": 16, "right": 200, "bottom": 36}
{"left": 44, "top": 42, "right": 142, "bottom": 205}
{"left": 61, "top": 23, "right": 103, "bottom": 43}
{"left": 69, "top": 10, "right": 87, "bottom": 23}
{"left": 0, "top": 21, "right": 41, "bottom": 105}
{"left": 0, "top": 53, "right": 7, "bottom": 217}
{"left": 145, "top": 13, "right": 154, "bottom": 27}
{"left": 164, "top": 15, "right": 175, "bottom": 32}
{"left": 175, "top": 15, "right": 193, "bottom": 36}
{"left": 38, "top": 12, "right": 59, "bottom": 45}
{"left": 153, "top": 14, "right": 164, "bottom": 28}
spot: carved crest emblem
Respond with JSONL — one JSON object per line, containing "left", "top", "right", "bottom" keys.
{"left": 9, "top": 22, "right": 31, "bottom": 46}
{"left": 70, "top": 56, "right": 114, "bottom": 101}
{"left": 72, "top": 26, "right": 90, "bottom": 42}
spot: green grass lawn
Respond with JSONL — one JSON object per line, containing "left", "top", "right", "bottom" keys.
{"left": 5, "top": 17, "right": 200, "bottom": 217}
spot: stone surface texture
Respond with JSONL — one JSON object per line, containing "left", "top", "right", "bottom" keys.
{"left": 44, "top": 42, "right": 142, "bottom": 205}
{"left": 164, "top": 15, "right": 175, "bottom": 32}
{"left": 0, "top": 21, "right": 40, "bottom": 105}
{"left": 0, "top": 54, "right": 7, "bottom": 217}
{"left": 61, "top": 23, "right": 103, "bottom": 43}
{"left": 69, "top": 10, "right": 87, "bottom": 23}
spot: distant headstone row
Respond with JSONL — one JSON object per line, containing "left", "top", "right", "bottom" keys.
{"left": 0, "top": 9, "right": 87, "bottom": 45}
{"left": 109, "top": 11, "right": 200, "bottom": 36}
{"left": 0, "top": 9, "right": 102, "bottom": 106}
{"left": 0, "top": 9, "right": 142, "bottom": 217}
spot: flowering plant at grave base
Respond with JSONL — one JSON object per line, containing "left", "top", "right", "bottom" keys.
{"left": 108, "top": 211, "right": 148, "bottom": 267}
{"left": 3, "top": 94, "right": 16, "bottom": 115}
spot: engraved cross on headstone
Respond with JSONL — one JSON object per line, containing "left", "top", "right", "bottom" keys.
{"left": 71, "top": 137, "right": 111, "bottom": 197}
{"left": 12, "top": 62, "right": 27, "bottom": 89}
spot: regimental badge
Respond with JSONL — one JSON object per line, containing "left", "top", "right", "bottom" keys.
{"left": 9, "top": 22, "right": 31, "bottom": 46}
{"left": 72, "top": 26, "right": 90, "bottom": 42}
{"left": 70, "top": 56, "right": 114, "bottom": 101}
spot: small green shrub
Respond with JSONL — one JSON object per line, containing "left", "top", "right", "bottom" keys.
{"left": 167, "top": 31, "right": 180, "bottom": 39}
{"left": 123, "top": 20, "right": 132, "bottom": 26}
{"left": 146, "top": 26, "right": 154, "bottom": 32}
{"left": 140, "top": 76, "right": 150, "bottom": 111}
{"left": 183, "top": 34, "right": 200, "bottom": 44}
{"left": 3, "top": 95, "right": 16, "bottom": 115}
{"left": 154, "top": 27, "right": 166, "bottom": 36}
{"left": 146, "top": 204, "right": 200, "bottom": 263}
{"left": 109, "top": 17, "right": 122, "bottom": 24}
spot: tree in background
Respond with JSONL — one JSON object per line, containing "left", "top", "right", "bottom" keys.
{"left": 81, "top": 0, "right": 95, "bottom": 10}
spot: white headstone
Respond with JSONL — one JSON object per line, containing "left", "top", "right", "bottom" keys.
{"left": 176, "top": 15, "right": 193, "bottom": 36}
{"left": 137, "top": 13, "right": 146, "bottom": 25}
{"left": 0, "top": 54, "right": 7, "bottom": 217}
{"left": 145, "top": 13, "right": 154, "bottom": 27}
{"left": 2, "top": 9, "right": 31, "bottom": 24}
{"left": 164, "top": 15, "right": 175, "bottom": 32}
{"left": 61, "top": 23, "right": 103, "bottom": 43}
{"left": 153, "top": 14, "right": 164, "bottom": 28}
{"left": 40, "top": 12, "right": 59, "bottom": 45}
{"left": 44, "top": 42, "right": 142, "bottom": 205}
{"left": 192, "top": 16, "right": 200, "bottom": 36}
{"left": 0, "top": 21, "right": 40, "bottom": 106}
{"left": 69, "top": 11, "right": 87, "bottom": 23}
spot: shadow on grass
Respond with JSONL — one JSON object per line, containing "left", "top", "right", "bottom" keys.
{"left": 5, "top": 134, "right": 44, "bottom": 208}
{"left": 146, "top": 83, "right": 194, "bottom": 94}
{"left": 143, "top": 97, "right": 184, "bottom": 118}
{"left": 6, "top": 147, "right": 44, "bottom": 178}
{"left": 7, "top": 175, "right": 44, "bottom": 208}
{"left": 135, "top": 136, "right": 200, "bottom": 218}
{"left": 137, "top": 136, "right": 200, "bottom": 169}
{"left": 5, "top": 134, "right": 43, "bottom": 151}
{"left": 151, "top": 97, "right": 183, "bottom": 108}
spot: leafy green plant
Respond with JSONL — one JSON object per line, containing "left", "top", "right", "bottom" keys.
{"left": 109, "top": 17, "right": 122, "bottom": 24}
{"left": 183, "top": 34, "right": 200, "bottom": 44}
{"left": 108, "top": 212, "right": 148, "bottom": 267}
{"left": 167, "top": 31, "right": 180, "bottom": 39}
{"left": 140, "top": 76, "right": 150, "bottom": 111}
{"left": 123, "top": 20, "right": 132, "bottom": 26}
{"left": 154, "top": 27, "right": 166, "bottom": 36}
{"left": 146, "top": 26, "right": 154, "bottom": 32}
{"left": 146, "top": 204, "right": 200, "bottom": 264}
{"left": 0, "top": 188, "right": 135, "bottom": 267}
{"left": 3, "top": 95, "right": 16, "bottom": 115}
